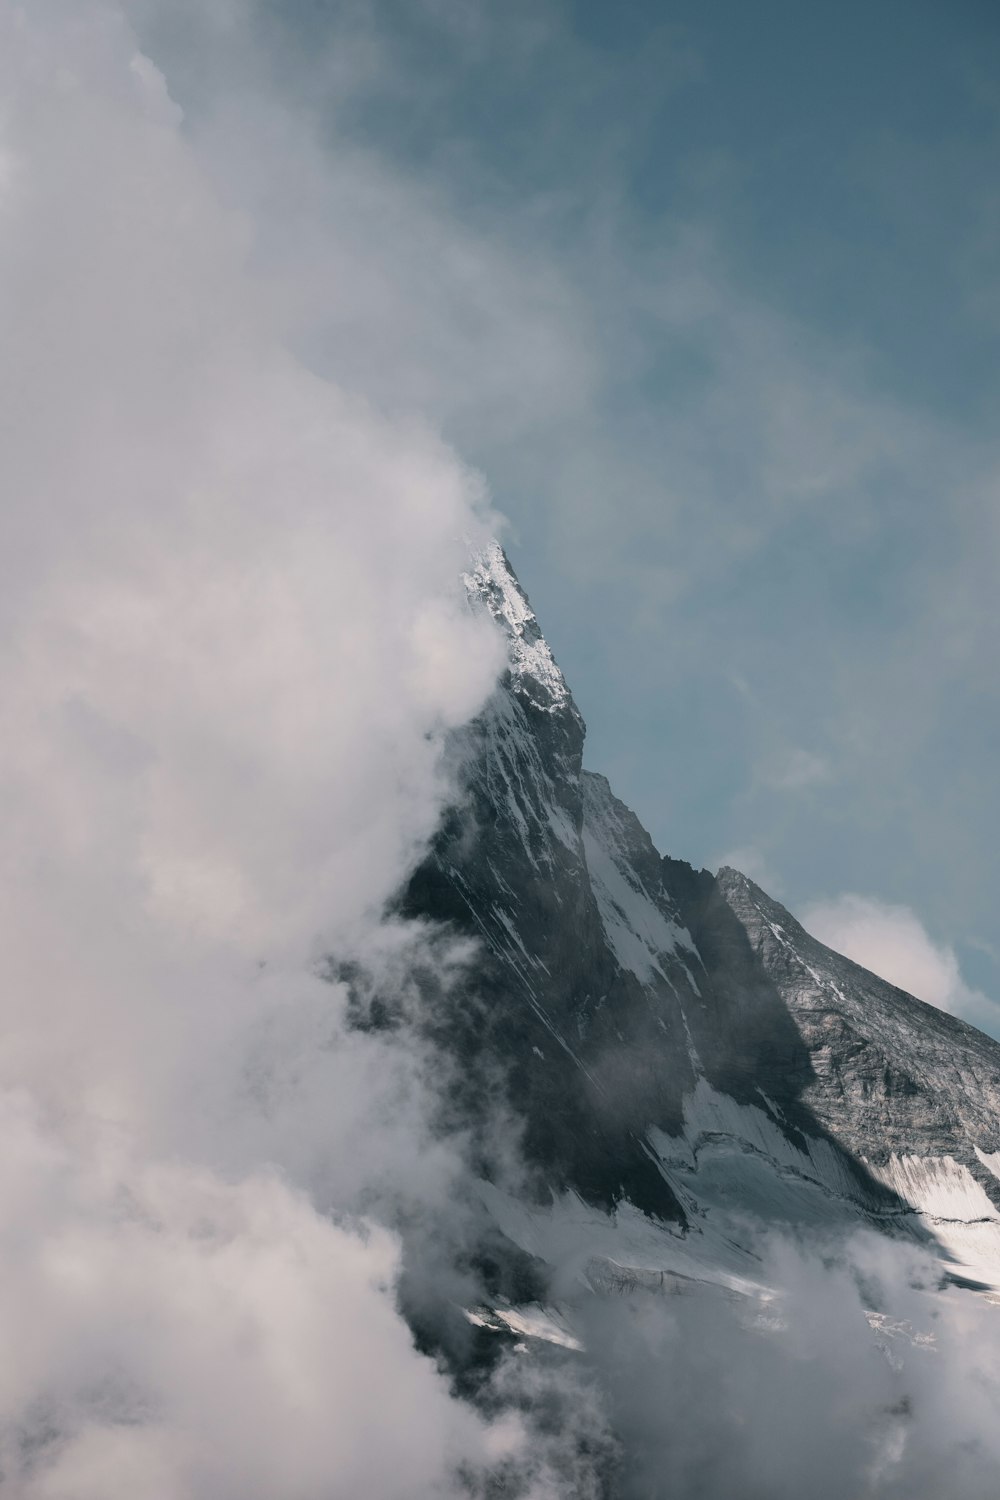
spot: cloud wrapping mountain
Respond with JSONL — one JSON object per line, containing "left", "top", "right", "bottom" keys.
{"left": 0, "top": 5, "right": 531, "bottom": 1494}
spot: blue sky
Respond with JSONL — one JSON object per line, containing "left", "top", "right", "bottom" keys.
{"left": 140, "top": 0, "right": 1000, "bottom": 1018}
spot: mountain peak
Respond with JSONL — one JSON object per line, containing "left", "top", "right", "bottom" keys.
{"left": 464, "top": 541, "right": 580, "bottom": 722}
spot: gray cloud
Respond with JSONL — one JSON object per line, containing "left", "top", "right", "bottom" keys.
{"left": 487, "top": 1220, "right": 1000, "bottom": 1500}
{"left": 572, "top": 1227, "right": 1000, "bottom": 1500}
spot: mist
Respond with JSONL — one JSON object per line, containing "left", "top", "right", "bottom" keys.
{"left": 0, "top": 3, "right": 523, "bottom": 1494}
{"left": 571, "top": 1227, "right": 1000, "bottom": 1500}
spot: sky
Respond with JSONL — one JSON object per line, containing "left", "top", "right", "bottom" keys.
{"left": 4, "top": 4, "right": 1000, "bottom": 1494}
{"left": 132, "top": 0, "right": 1000, "bottom": 1024}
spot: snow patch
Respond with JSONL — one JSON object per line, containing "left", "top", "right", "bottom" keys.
{"left": 465, "top": 1303, "right": 583, "bottom": 1351}
{"left": 860, "top": 1153, "right": 1000, "bottom": 1289}
{"left": 477, "top": 1179, "right": 766, "bottom": 1301}
{"left": 581, "top": 775, "right": 691, "bottom": 985}
{"left": 975, "top": 1146, "right": 1000, "bottom": 1183}
{"left": 649, "top": 1079, "right": 870, "bottom": 1229}
{"left": 865, "top": 1153, "right": 1000, "bottom": 1224}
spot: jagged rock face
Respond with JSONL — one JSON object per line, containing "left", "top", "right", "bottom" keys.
{"left": 402, "top": 543, "right": 1000, "bottom": 1289}
{"left": 706, "top": 868, "right": 1000, "bottom": 1199}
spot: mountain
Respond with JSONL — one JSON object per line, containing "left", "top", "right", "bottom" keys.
{"left": 399, "top": 542, "right": 1000, "bottom": 1328}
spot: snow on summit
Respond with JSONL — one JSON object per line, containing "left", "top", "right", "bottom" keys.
{"left": 464, "top": 542, "right": 574, "bottom": 715}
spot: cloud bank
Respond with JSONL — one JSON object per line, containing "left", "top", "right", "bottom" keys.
{"left": 0, "top": 4, "right": 538, "bottom": 1494}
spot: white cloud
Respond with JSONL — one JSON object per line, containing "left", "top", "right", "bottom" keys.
{"left": 0, "top": 3, "right": 529, "bottom": 1493}
{"left": 0, "top": 1127, "right": 518, "bottom": 1500}
{"left": 802, "top": 893, "right": 998, "bottom": 1032}
{"left": 714, "top": 845, "right": 782, "bottom": 893}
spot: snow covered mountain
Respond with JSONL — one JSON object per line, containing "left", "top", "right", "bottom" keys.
{"left": 400, "top": 542, "right": 1000, "bottom": 1319}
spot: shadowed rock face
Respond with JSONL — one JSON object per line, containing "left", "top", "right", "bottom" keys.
{"left": 703, "top": 866, "right": 1000, "bottom": 1196}
{"left": 400, "top": 544, "right": 1000, "bottom": 1286}
{"left": 400, "top": 547, "right": 698, "bottom": 1220}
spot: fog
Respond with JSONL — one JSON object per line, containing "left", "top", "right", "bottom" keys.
{"left": 0, "top": 4, "right": 519, "bottom": 1493}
